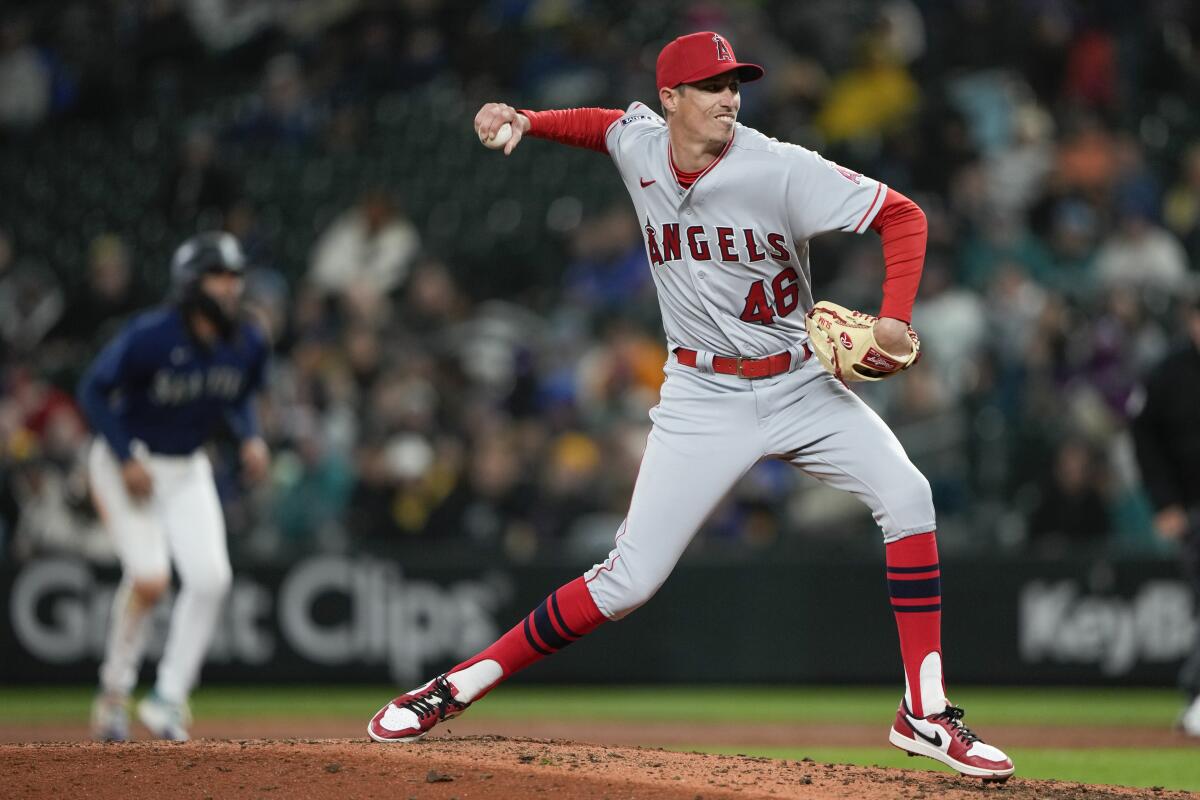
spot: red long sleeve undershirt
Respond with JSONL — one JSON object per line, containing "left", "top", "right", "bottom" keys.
{"left": 869, "top": 188, "right": 927, "bottom": 324}
{"left": 521, "top": 107, "right": 623, "bottom": 153}
{"left": 521, "top": 108, "right": 926, "bottom": 322}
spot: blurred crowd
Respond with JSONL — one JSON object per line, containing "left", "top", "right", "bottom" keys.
{"left": 2, "top": 0, "right": 1200, "bottom": 564}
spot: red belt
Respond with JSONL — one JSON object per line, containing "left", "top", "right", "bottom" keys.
{"left": 674, "top": 345, "right": 809, "bottom": 379}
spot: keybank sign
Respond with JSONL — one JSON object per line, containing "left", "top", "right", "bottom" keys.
{"left": 8, "top": 556, "right": 510, "bottom": 683}
{"left": 1020, "top": 579, "right": 1195, "bottom": 675}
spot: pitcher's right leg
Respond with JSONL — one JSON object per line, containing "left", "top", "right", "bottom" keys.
{"left": 368, "top": 365, "right": 764, "bottom": 743}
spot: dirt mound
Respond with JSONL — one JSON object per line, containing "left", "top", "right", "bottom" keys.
{"left": 3, "top": 737, "right": 1194, "bottom": 800}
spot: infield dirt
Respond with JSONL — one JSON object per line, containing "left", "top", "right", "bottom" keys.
{"left": 4, "top": 736, "right": 1197, "bottom": 800}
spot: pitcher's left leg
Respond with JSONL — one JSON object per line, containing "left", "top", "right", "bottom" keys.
{"left": 773, "top": 366, "right": 1012, "bottom": 781}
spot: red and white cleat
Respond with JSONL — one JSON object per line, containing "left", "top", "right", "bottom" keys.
{"left": 889, "top": 701, "right": 1014, "bottom": 783}
{"left": 367, "top": 675, "right": 471, "bottom": 743}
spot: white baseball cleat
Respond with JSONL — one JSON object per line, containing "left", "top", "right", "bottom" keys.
{"left": 91, "top": 692, "right": 130, "bottom": 742}
{"left": 889, "top": 700, "right": 1014, "bottom": 782}
{"left": 367, "top": 675, "right": 471, "bottom": 743}
{"left": 137, "top": 691, "right": 192, "bottom": 742}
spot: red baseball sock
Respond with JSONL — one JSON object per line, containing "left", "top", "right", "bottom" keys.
{"left": 446, "top": 576, "right": 607, "bottom": 702}
{"left": 885, "top": 531, "right": 945, "bottom": 718}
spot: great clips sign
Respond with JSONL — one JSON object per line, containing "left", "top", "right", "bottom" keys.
{"left": 0, "top": 556, "right": 1192, "bottom": 684}
{"left": 2, "top": 556, "right": 512, "bottom": 684}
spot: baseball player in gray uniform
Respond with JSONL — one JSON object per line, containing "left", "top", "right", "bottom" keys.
{"left": 368, "top": 31, "right": 1013, "bottom": 782}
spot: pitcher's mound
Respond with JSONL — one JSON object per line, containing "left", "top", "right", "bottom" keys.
{"left": 1, "top": 736, "right": 1192, "bottom": 799}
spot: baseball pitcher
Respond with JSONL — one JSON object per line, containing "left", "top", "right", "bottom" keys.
{"left": 80, "top": 232, "right": 270, "bottom": 741}
{"left": 368, "top": 31, "right": 1013, "bottom": 782}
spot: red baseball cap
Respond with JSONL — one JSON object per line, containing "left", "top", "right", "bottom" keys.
{"left": 656, "top": 31, "right": 764, "bottom": 91}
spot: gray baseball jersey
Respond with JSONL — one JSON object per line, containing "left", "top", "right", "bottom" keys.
{"left": 604, "top": 101, "right": 888, "bottom": 358}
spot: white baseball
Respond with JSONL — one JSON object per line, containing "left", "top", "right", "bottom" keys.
{"left": 481, "top": 122, "right": 512, "bottom": 150}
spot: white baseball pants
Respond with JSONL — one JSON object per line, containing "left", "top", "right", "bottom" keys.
{"left": 89, "top": 439, "right": 231, "bottom": 703}
{"left": 584, "top": 354, "right": 935, "bottom": 619}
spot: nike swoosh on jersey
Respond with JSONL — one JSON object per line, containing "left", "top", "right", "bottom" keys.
{"left": 906, "top": 715, "right": 944, "bottom": 748}
{"left": 639, "top": 177, "right": 656, "bottom": 188}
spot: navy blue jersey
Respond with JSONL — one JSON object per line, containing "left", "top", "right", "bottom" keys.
{"left": 78, "top": 307, "right": 269, "bottom": 461}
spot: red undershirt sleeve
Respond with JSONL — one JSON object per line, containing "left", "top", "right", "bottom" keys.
{"left": 868, "top": 188, "right": 927, "bottom": 324}
{"left": 519, "top": 108, "right": 624, "bottom": 154}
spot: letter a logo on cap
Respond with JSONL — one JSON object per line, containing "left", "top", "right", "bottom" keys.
{"left": 713, "top": 34, "right": 733, "bottom": 62}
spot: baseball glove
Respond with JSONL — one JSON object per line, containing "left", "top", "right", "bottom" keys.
{"left": 804, "top": 300, "right": 921, "bottom": 382}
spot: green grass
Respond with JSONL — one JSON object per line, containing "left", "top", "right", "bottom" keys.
{"left": 0, "top": 685, "right": 1185, "bottom": 727}
{"left": 687, "top": 746, "right": 1200, "bottom": 792}
{"left": 466, "top": 686, "right": 1186, "bottom": 727}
